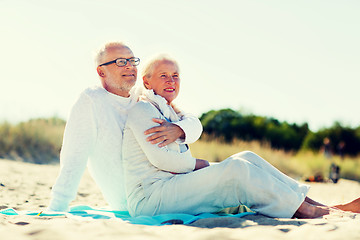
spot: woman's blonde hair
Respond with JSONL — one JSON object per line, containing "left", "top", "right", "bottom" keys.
{"left": 142, "top": 54, "right": 180, "bottom": 81}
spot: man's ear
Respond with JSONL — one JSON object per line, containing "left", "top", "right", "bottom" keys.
{"left": 143, "top": 76, "right": 151, "bottom": 89}
{"left": 97, "top": 66, "right": 105, "bottom": 77}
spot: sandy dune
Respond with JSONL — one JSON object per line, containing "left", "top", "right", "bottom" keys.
{"left": 1, "top": 159, "right": 360, "bottom": 240}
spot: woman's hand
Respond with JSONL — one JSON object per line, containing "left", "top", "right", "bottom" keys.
{"left": 194, "top": 159, "right": 210, "bottom": 171}
{"left": 144, "top": 118, "right": 185, "bottom": 147}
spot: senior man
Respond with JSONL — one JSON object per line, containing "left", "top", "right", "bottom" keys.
{"left": 48, "top": 42, "right": 202, "bottom": 211}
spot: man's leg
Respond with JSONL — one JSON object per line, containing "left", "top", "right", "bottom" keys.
{"left": 334, "top": 198, "right": 360, "bottom": 213}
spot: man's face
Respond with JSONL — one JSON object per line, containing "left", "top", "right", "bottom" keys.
{"left": 98, "top": 46, "right": 138, "bottom": 97}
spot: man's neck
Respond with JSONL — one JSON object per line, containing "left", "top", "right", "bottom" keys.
{"left": 104, "top": 86, "right": 130, "bottom": 98}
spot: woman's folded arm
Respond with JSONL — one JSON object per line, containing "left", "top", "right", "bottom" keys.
{"left": 126, "top": 101, "right": 196, "bottom": 173}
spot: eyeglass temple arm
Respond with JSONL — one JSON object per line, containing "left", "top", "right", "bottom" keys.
{"left": 99, "top": 60, "right": 116, "bottom": 67}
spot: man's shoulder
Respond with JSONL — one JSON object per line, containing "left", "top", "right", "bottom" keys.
{"left": 81, "top": 85, "right": 106, "bottom": 98}
{"left": 70, "top": 86, "right": 106, "bottom": 108}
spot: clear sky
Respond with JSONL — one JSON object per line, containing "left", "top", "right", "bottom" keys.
{"left": 1, "top": 0, "right": 359, "bottom": 131}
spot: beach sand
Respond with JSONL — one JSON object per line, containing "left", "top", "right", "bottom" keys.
{"left": 1, "top": 158, "right": 360, "bottom": 240}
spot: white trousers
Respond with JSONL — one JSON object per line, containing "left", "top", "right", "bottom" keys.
{"left": 136, "top": 151, "right": 309, "bottom": 218}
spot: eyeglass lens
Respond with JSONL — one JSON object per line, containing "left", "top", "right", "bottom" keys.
{"left": 116, "top": 58, "right": 140, "bottom": 67}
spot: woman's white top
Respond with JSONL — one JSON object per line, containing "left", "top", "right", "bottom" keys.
{"left": 123, "top": 90, "right": 201, "bottom": 214}
{"left": 48, "top": 86, "right": 202, "bottom": 212}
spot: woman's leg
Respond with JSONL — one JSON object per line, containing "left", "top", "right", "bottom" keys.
{"left": 141, "top": 153, "right": 309, "bottom": 218}
{"left": 234, "top": 151, "right": 306, "bottom": 192}
{"left": 234, "top": 152, "right": 360, "bottom": 217}
{"left": 140, "top": 151, "right": 358, "bottom": 218}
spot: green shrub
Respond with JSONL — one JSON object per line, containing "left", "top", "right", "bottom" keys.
{"left": 200, "top": 109, "right": 309, "bottom": 151}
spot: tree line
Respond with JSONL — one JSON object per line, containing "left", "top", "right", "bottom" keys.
{"left": 200, "top": 108, "right": 360, "bottom": 156}
{"left": 0, "top": 110, "right": 359, "bottom": 164}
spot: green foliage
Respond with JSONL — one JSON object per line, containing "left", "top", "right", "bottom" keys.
{"left": 200, "top": 109, "right": 360, "bottom": 156}
{"left": 0, "top": 117, "right": 65, "bottom": 164}
{"left": 200, "top": 109, "right": 242, "bottom": 141}
{"left": 200, "top": 109, "right": 309, "bottom": 152}
{"left": 302, "top": 122, "right": 360, "bottom": 156}
{"left": 1, "top": 108, "right": 360, "bottom": 165}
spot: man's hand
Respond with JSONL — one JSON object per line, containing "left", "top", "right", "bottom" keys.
{"left": 144, "top": 118, "right": 185, "bottom": 147}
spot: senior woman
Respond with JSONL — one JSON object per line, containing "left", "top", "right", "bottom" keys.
{"left": 122, "top": 55, "right": 359, "bottom": 219}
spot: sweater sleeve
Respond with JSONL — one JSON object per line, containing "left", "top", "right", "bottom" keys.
{"left": 47, "top": 92, "right": 97, "bottom": 212}
{"left": 173, "top": 112, "right": 203, "bottom": 144}
{"left": 126, "top": 102, "right": 196, "bottom": 173}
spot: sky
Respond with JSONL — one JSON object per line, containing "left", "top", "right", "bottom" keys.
{"left": 1, "top": 0, "right": 359, "bottom": 131}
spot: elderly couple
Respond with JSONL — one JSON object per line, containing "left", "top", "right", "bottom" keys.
{"left": 48, "top": 42, "right": 360, "bottom": 219}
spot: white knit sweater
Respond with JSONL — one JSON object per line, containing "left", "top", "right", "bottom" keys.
{"left": 48, "top": 86, "right": 202, "bottom": 212}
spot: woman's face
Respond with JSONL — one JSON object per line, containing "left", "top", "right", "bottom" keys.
{"left": 144, "top": 60, "right": 180, "bottom": 104}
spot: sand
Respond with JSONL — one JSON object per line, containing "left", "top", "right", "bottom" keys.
{"left": 1, "top": 158, "right": 360, "bottom": 240}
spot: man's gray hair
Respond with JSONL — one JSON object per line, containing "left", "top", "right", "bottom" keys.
{"left": 95, "top": 42, "right": 131, "bottom": 66}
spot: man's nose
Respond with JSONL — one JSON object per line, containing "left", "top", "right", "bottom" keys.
{"left": 125, "top": 60, "right": 135, "bottom": 68}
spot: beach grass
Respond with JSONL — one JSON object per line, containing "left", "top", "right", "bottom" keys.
{"left": 189, "top": 137, "right": 360, "bottom": 182}
{"left": 1, "top": 117, "right": 359, "bottom": 182}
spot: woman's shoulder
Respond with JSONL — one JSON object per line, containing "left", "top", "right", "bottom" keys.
{"left": 127, "top": 100, "right": 161, "bottom": 119}
{"left": 130, "top": 100, "right": 155, "bottom": 111}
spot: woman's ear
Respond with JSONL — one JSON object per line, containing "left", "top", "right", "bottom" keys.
{"left": 143, "top": 76, "right": 151, "bottom": 89}
{"left": 97, "top": 66, "right": 105, "bottom": 77}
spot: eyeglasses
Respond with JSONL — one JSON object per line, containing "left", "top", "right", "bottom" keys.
{"left": 99, "top": 57, "right": 140, "bottom": 67}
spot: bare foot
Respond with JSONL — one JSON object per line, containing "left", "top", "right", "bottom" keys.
{"left": 293, "top": 201, "right": 331, "bottom": 219}
{"left": 333, "top": 197, "right": 360, "bottom": 213}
